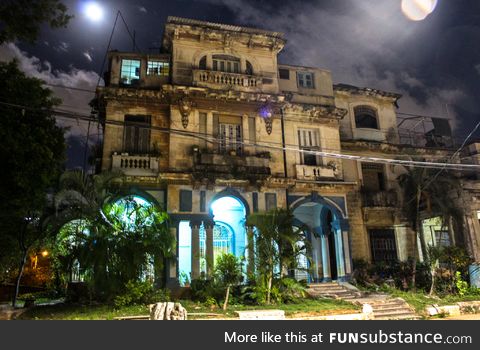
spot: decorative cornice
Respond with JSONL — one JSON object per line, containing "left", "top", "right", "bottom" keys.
{"left": 285, "top": 103, "right": 348, "bottom": 122}
{"left": 334, "top": 84, "right": 402, "bottom": 101}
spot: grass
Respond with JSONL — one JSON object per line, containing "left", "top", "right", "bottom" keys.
{"left": 377, "top": 287, "right": 480, "bottom": 313}
{"left": 17, "top": 298, "right": 360, "bottom": 320}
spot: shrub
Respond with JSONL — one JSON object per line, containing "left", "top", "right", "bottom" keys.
{"left": 190, "top": 279, "right": 223, "bottom": 303}
{"left": 113, "top": 280, "right": 170, "bottom": 308}
{"left": 278, "top": 278, "right": 306, "bottom": 303}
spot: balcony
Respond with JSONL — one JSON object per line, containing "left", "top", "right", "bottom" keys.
{"left": 193, "top": 150, "right": 271, "bottom": 179}
{"left": 192, "top": 70, "right": 262, "bottom": 92}
{"left": 112, "top": 153, "right": 159, "bottom": 177}
{"left": 295, "top": 164, "right": 338, "bottom": 181}
{"left": 362, "top": 189, "right": 398, "bottom": 208}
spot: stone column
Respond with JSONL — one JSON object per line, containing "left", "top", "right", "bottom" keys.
{"left": 342, "top": 230, "right": 352, "bottom": 275}
{"left": 191, "top": 223, "right": 200, "bottom": 280}
{"left": 205, "top": 225, "right": 215, "bottom": 277}
{"left": 169, "top": 224, "right": 178, "bottom": 281}
{"left": 206, "top": 54, "right": 213, "bottom": 70}
{"left": 321, "top": 234, "right": 331, "bottom": 282}
{"left": 332, "top": 220, "right": 346, "bottom": 280}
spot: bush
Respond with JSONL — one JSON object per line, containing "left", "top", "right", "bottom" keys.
{"left": 278, "top": 278, "right": 307, "bottom": 303}
{"left": 113, "top": 280, "right": 170, "bottom": 308}
{"left": 190, "top": 279, "right": 223, "bottom": 303}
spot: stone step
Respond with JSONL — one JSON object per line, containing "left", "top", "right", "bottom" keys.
{"left": 373, "top": 309, "right": 416, "bottom": 317}
{"left": 371, "top": 305, "right": 410, "bottom": 313}
{"left": 375, "top": 313, "right": 420, "bottom": 320}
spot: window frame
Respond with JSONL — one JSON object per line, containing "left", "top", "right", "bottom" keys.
{"left": 354, "top": 106, "right": 380, "bottom": 130}
{"left": 297, "top": 71, "right": 315, "bottom": 89}
{"left": 298, "top": 128, "right": 321, "bottom": 166}
{"left": 120, "top": 59, "right": 141, "bottom": 86}
{"left": 147, "top": 60, "right": 170, "bottom": 76}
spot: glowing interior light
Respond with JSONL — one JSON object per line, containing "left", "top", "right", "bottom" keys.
{"left": 401, "top": 0, "right": 438, "bottom": 21}
{"left": 84, "top": 2, "right": 104, "bottom": 22}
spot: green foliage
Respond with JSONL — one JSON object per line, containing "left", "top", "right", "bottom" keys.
{"left": 190, "top": 279, "right": 223, "bottom": 303}
{"left": 246, "top": 208, "right": 309, "bottom": 304}
{"left": 455, "top": 272, "right": 468, "bottom": 296}
{"left": 0, "top": 60, "right": 66, "bottom": 306}
{"left": 0, "top": 0, "right": 72, "bottom": 44}
{"left": 113, "top": 280, "right": 170, "bottom": 309}
{"left": 51, "top": 171, "right": 175, "bottom": 299}
{"left": 215, "top": 254, "right": 243, "bottom": 286}
{"left": 277, "top": 277, "right": 307, "bottom": 303}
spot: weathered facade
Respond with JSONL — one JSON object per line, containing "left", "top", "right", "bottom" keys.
{"left": 96, "top": 17, "right": 480, "bottom": 286}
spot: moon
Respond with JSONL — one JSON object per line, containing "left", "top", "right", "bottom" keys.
{"left": 84, "top": 2, "right": 104, "bottom": 22}
{"left": 401, "top": 0, "right": 438, "bottom": 21}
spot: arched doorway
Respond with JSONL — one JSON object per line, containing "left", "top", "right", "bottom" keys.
{"left": 292, "top": 196, "right": 351, "bottom": 282}
{"left": 210, "top": 196, "right": 247, "bottom": 264}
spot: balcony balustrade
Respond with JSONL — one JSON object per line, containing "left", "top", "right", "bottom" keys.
{"left": 193, "top": 69, "right": 262, "bottom": 91}
{"left": 112, "top": 153, "right": 159, "bottom": 176}
{"left": 295, "top": 164, "right": 339, "bottom": 181}
{"left": 362, "top": 189, "right": 398, "bottom": 208}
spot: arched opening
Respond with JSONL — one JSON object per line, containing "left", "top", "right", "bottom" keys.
{"left": 354, "top": 106, "right": 379, "bottom": 129}
{"left": 210, "top": 196, "right": 247, "bottom": 265}
{"left": 325, "top": 210, "right": 338, "bottom": 281}
{"left": 292, "top": 198, "right": 349, "bottom": 282}
{"left": 199, "top": 56, "right": 207, "bottom": 70}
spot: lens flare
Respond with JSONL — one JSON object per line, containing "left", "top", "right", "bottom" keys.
{"left": 401, "top": 0, "right": 438, "bottom": 21}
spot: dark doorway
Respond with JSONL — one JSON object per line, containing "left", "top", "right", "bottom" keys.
{"left": 326, "top": 211, "right": 338, "bottom": 281}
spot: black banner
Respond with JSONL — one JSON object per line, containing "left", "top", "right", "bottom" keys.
{"left": 1, "top": 320, "right": 478, "bottom": 350}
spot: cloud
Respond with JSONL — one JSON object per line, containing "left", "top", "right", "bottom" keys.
{"left": 54, "top": 41, "right": 69, "bottom": 53}
{"left": 138, "top": 6, "right": 148, "bottom": 13}
{"left": 0, "top": 43, "right": 102, "bottom": 137}
{"left": 209, "top": 0, "right": 473, "bottom": 132}
{"left": 83, "top": 51, "right": 93, "bottom": 62}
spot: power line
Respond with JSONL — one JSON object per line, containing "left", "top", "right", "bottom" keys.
{"left": 2, "top": 100, "right": 479, "bottom": 171}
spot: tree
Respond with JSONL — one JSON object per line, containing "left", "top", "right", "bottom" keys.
{"left": 398, "top": 166, "right": 464, "bottom": 290}
{"left": 53, "top": 170, "right": 175, "bottom": 297}
{"left": 0, "top": 0, "right": 72, "bottom": 44}
{"left": 214, "top": 253, "right": 242, "bottom": 310}
{"left": 246, "top": 208, "right": 307, "bottom": 304}
{"left": 0, "top": 61, "right": 66, "bottom": 307}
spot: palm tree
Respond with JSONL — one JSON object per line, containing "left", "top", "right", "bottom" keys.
{"left": 246, "top": 208, "right": 308, "bottom": 304}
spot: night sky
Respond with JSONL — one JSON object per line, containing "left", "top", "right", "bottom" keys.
{"left": 0, "top": 0, "right": 479, "bottom": 168}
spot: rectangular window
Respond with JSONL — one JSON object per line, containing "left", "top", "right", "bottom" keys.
{"left": 435, "top": 230, "right": 451, "bottom": 247}
{"left": 362, "top": 163, "right": 386, "bottom": 191}
{"left": 265, "top": 193, "right": 277, "bottom": 211}
{"left": 279, "top": 69, "right": 290, "bottom": 80}
{"left": 147, "top": 61, "right": 169, "bottom": 76}
{"left": 369, "top": 229, "right": 397, "bottom": 264}
{"left": 213, "top": 57, "right": 240, "bottom": 73}
{"left": 298, "top": 128, "right": 321, "bottom": 166}
{"left": 248, "top": 117, "right": 256, "bottom": 144}
{"left": 297, "top": 72, "right": 314, "bottom": 88}
{"left": 179, "top": 190, "right": 193, "bottom": 212}
{"left": 124, "top": 115, "right": 151, "bottom": 154}
{"left": 200, "top": 191, "right": 206, "bottom": 213}
{"left": 199, "top": 112, "right": 207, "bottom": 148}
{"left": 219, "top": 123, "right": 243, "bottom": 154}
{"left": 252, "top": 192, "right": 259, "bottom": 213}
{"left": 120, "top": 59, "right": 141, "bottom": 85}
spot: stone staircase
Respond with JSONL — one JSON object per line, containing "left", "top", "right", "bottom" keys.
{"left": 307, "top": 282, "right": 419, "bottom": 320}
{"left": 307, "top": 282, "right": 362, "bottom": 301}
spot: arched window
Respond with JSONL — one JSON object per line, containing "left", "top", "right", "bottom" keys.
{"left": 354, "top": 106, "right": 379, "bottom": 129}
{"left": 246, "top": 61, "right": 253, "bottom": 75}
{"left": 199, "top": 56, "right": 207, "bottom": 70}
